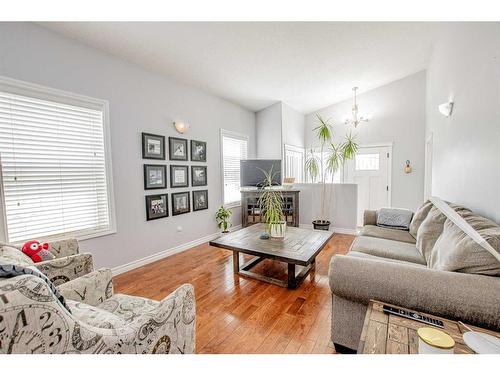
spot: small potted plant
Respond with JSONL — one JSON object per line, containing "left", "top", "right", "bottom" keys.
{"left": 215, "top": 206, "right": 232, "bottom": 233}
{"left": 259, "top": 167, "right": 286, "bottom": 238}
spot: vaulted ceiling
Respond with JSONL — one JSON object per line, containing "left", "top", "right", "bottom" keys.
{"left": 40, "top": 22, "right": 441, "bottom": 113}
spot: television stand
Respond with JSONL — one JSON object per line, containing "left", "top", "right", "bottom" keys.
{"left": 240, "top": 189, "right": 300, "bottom": 228}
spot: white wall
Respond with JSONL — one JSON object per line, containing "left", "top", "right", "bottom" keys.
{"left": 0, "top": 22, "right": 256, "bottom": 269}
{"left": 296, "top": 183, "right": 357, "bottom": 231}
{"left": 305, "top": 71, "right": 427, "bottom": 211}
{"left": 282, "top": 103, "right": 305, "bottom": 148}
{"left": 426, "top": 23, "right": 500, "bottom": 223}
{"left": 255, "top": 102, "right": 282, "bottom": 158}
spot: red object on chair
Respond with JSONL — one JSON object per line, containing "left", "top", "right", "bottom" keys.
{"left": 21, "top": 240, "right": 53, "bottom": 263}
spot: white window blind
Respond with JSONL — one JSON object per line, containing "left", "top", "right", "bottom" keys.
{"left": 221, "top": 130, "right": 248, "bottom": 206}
{"left": 0, "top": 82, "right": 114, "bottom": 243}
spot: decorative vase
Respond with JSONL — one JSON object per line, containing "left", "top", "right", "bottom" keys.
{"left": 269, "top": 222, "right": 286, "bottom": 238}
{"left": 312, "top": 220, "right": 331, "bottom": 231}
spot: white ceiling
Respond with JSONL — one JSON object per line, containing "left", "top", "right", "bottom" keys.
{"left": 40, "top": 22, "right": 441, "bottom": 113}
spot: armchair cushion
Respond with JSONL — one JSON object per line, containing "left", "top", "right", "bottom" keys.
{"left": 100, "top": 294, "right": 160, "bottom": 323}
{"left": 67, "top": 300, "right": 126, "bottom": 329}
{"left": 36, "top": 253, "right": 94, "bottom": 285}
{"left": 57, "top": 268, "right": 113, "bottom": 306}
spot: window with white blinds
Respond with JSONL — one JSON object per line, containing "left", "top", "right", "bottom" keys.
{"left": 0, "top": 78, "right": 115, "bottom": 243}
{"left": 220, "top": 129, "right": 248, "bottom": 206}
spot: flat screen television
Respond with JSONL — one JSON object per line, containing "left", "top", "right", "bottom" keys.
{"left": 240, "top": 159, "right": 282, "bottom": 187}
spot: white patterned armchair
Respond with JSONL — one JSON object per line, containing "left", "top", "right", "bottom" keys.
{"left": 0, "top": 240, "right": 196, "bottom": 354}
{"left": 0, "top": 239, "right": 93, "bottom": 285}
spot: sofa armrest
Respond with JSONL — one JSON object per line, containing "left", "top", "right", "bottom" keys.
{"left": 363, "top": 210, "right": 378, "bottom": 226}
{"left": 35, "top": 253, "right": 94, "bottom": 286}
{"left": 329, "top": 255, "right": 500, "bottom": 330}
{"left": 58, "top": 268, "right": 113, "bottom": 306}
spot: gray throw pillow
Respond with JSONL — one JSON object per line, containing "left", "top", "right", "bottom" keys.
{"left": 409, "top": 200, "right": 433, "bottom": 238}
{"left": 416, "top": 203, "right": 470, "bottom": 262}
{"left": 429, "top": 212, "right": 500, "bottom": 275}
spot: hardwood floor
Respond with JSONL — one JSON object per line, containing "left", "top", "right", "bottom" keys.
{"left": 114, "top": 233, "right": 354, "bottom": 354}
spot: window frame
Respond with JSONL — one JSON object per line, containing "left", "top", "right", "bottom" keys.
{"left": 219, "top": 128, "right": 249, "bottom": 209}
{"left": 0, "top": 75, "right": 117, "bottom": 244}
{"left": 305, "top": 147, "right": 344, "bottom": 184}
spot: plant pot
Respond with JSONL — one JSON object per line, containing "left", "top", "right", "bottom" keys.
{"left": 312, "top": 220, "right": 331, "bottom": 231}
{"left": 269, "top": 222, "right": 286, "bottom": 238}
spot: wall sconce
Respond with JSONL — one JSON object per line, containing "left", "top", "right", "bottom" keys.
{"left": 438, "top": 102, "right": 454, "bottom": 117}
{"left": 173, "top": 121, "right": 190, "bottom": 134}
{"left": 404, "top": 160, "right": 412, "bottom": 174}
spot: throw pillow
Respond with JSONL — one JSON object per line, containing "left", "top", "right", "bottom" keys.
{"left": 409, "top": 200, "right": 433, "bottom": 238}
{"left": 0, "top": 245, "right": 34, "bottom": 266}
{"left": 429, "top": 212, "right": 500, "bottom": 275}
{"left": 416, "top": 203, "right": 470, "bottom": 262}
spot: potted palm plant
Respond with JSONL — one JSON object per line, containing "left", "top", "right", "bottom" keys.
{"left": 259, "top": 167, "right": 286, "bottom": 238}
{"left": 215, "top": 206, "right": 232, "bottom": 233}
{"left": 305, "top": 115, "right": 359, "bottom": 230}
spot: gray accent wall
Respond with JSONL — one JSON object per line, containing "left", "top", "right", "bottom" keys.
{"left": 0, "top": 22, "right": 256, "bottom": 268}
{"left": 426, "top": 23, "right": 500, "bottom": 223}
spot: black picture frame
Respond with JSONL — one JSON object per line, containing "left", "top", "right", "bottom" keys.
{"left": 144, "top": 164, "right": 167, "bottom": 190}
{"left": 171, "top": 191, "right": 191, "bottom": 216}
{"left": 142, "top": 132, "right": 165, "bottom": 160}
{"left": 169, "top": 137, "right": 188, "bottom": 161}
{"left": 191, "top": 166, "right": 207, "bottom": 187}
{"left": 192, "top": 190, "right": 208, "bottom": 211}
{"left": 145, "top": 194, "right": 168, "bottom": 221}
{"left": 169, "top": 165, "right": 189, "bottom": 188}
{"left": 190, "top": 140, "right": 207, "bottom": 162}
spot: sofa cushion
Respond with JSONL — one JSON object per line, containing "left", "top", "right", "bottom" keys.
{"left": 409, "top": 200, "right": 433, "bottom": 238}
{"left": 348, "top": 250, "right": 426, "bottom": 267}
{"left": 350, "top": 236, "right": 426, "bottom": 265}
{"left": 359, "top": 225, "right": 416, "bottom": 244}
{"left": 416, "top": 204, "right": 471, "bottom": 262}
{"left": 429, "top": 212, "right": 500, "bottom": 276}
{"left": 0, "top": 245, "right": 34, "bottom": 266}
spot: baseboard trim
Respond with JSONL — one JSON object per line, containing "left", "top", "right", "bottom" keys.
{"left": 112, "top": 225, "right": 242, "bottom": 276}
{"left": 299, "top": 223, "right": 356, "bottom": 235}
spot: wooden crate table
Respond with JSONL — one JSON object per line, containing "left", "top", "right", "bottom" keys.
{"left": 358, "top": 300, "right": 500, "bottom": 354}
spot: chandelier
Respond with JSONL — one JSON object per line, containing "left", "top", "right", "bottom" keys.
{"left": 344, "top": 87, "right": 370, "bottom": 128}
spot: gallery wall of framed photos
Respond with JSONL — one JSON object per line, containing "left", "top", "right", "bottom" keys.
{"left": 142, "top": 132, "right": 208, "bottom": 221}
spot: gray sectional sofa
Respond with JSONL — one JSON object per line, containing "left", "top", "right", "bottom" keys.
{"left": 329, "top": 198, "right": 500, "bottom": 352}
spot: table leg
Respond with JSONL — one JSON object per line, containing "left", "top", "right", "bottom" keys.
{"left": 233, "top": 251, "right": 240, "bottom": 273}
{"left": 287, "top": 263, "right": 296, "bottom": 289}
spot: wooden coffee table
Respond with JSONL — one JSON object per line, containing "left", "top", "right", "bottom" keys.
{"left": 209, "top": 223, "right": 333, "bottom": 289}
{"left": 359, "top": 300, "right": 500, "bottom": 354}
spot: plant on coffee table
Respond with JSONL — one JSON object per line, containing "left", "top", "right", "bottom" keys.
{"left": 259, "top": 166, "right": 286, "bottom": 238}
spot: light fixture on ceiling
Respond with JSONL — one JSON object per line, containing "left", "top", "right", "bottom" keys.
{"left": 173, "top": 121, "right": 190, "bottom": 134}
{"left": 438, "top": 101, "right": 454, "bottom": 117}
{"left": 344, "top": 87, "right": 370, "bottom": 128}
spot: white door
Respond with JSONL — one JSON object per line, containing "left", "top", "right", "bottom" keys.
{"left": 284, "top": 144, "right": 305, "bottom": 183}
{"left": 345, "top": 146, "right": 391, "bottom": 226}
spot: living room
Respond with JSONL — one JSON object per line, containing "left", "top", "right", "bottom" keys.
{"left": 1, "top": 1, "right": 499, "bottom": 373}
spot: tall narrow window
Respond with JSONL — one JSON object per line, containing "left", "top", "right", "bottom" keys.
{"left": 221, "top": 129, "right": 248, "bottom": 206}
{"left": 0, "top": 78, "right": 115, "bottom": 243}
